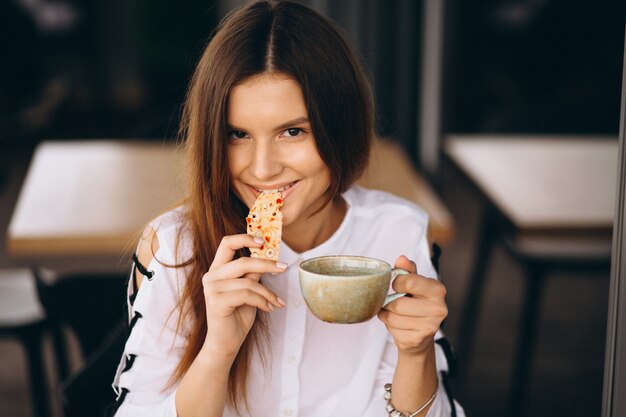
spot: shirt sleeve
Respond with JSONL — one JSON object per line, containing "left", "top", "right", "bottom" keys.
{"left": 110, "top": 239, "right": 187, "bottom": 416}
{"left": 362, "top": 333, "right": 465, "bottom": 417}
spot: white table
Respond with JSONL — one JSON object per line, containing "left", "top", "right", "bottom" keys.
{"left": 7, "top": 140, "right": 186, "bottom": 272}
{"left": 445, "top": 135, "right": 616, "bottom": 234}
{"left": 444, "top": 134, "right": 617, "bottom": 417}
{"left": 5, "top": 140, "right": 188, "bottom": 416}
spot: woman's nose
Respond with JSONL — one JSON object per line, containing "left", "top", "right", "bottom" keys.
{"left": 250, "top": 141, "right": 282, "bottom": 180}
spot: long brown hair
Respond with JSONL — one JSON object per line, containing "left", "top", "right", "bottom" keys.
{"left": 172, "top": 0, "right": 376, "bottom": 412}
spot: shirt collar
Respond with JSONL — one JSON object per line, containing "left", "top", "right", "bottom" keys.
{"left": 279, "top": 190, "right": 354, "bottom": 268}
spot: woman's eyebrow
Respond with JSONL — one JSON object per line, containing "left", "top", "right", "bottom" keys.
{"left": 226, "top": 116, "right": 310, "bottom": 132}
{"left": 274, "top": 116, "right": 310, "bottom": 131}
{"left": 226, "top": 123, "right": 244, "bottom": 131}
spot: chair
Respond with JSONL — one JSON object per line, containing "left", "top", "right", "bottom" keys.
{"left": 456, "top": 205, "right": 612, "bottom": 417}
{"left": 0, "top": 268, "right": 50, "bottom": 417}
{"left": 59, "top": 319, "right": 128, "bottom": 417}
{"left": 34, "top": 270, "right": 127, "bottom": 359}
{"left": 34, "top": 269, "right": 128, "bottom": 417}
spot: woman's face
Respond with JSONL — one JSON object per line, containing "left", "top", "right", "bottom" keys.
{"left": 226, "top": 73, "right": 332, "bottom": 228}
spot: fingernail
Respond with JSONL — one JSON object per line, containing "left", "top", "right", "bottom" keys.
{"left": 267, "top": 302, "right": 275, "bottom": 311}
{"left": 276, "top": 262, "right": 288, "bottom": 269}
{"left": 254, "top": 236, "right": 264, "bottom": 244}
{"left": 277, "top": 297, "right": 286, "bottom": 306}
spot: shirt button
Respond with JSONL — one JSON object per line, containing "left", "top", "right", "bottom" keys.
{"left": 283, "top": 409, "right": 294, "bottom": 416}
{"left": 293, "top": 300, "right": 302, "bottom": 308}
{"left": 288, "top": 356, "right": 296, "bottom": 364}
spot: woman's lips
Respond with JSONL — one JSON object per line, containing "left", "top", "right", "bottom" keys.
{"left": 279, "top": 180, "right": 299, "bottom": 199}
{"left": 248, "top": 180, "right": 299, "bottom": 199}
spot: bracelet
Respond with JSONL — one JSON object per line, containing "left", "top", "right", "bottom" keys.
{"left": 384, "top": 383, "right": 437, "bottom": 417}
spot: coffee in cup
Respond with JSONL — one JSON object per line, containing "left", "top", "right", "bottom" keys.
{"left": 298, "top": 255, "right": 408, "bottom": 324}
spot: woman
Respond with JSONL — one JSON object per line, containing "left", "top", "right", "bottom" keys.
{"left": 111, "top": 1, "right": 464, "bottom": 416}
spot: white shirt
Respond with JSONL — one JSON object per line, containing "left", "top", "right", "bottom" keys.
{"left": 111, "top": 186, "right": 465, "bottom": 417}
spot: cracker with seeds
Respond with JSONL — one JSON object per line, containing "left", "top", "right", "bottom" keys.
{"left": 246, "top": 191, "right": 284, "bottom": 261}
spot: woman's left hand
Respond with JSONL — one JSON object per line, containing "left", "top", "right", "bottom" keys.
{"left": 377, "top": 255, "right": 448, "bottom": 356}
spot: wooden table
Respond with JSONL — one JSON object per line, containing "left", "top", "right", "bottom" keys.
{"left": 5, "top": 140, "right": 188, "bottom": 417}
{"left": 7, "top": 139, "right": 453, "bottom": 272}
{"left": 7, "top": 141, "right": 186, "bottom": 272}
{"left": 444, "top": 134, "right": 617, "bottom": 416}
{"left": 360, "top": 139, "right": 455, "bottom": 245}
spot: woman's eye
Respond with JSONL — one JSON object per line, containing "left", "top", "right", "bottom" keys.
{"left": 228, "top": 130, "right": 248, "bottom": 140}
{"left": 283, "top": 128, "right": 303, "bottom": 137}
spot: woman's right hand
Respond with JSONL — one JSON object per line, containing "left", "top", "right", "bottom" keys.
{"left": 200, "top": 234, "right": 287, "bottom": 361}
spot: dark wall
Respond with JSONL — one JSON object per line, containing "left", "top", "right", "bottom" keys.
{"left": 2, "top": 0, "right": 624, "bottom": 156}
{"left": 1, "top": 0, "right": 425, "bottom": 158}
{"left": 0, "top": 1, "right": 219, "bottom": 152}
{"left": 443, "top": 0, "right": 626, "bottom": 135}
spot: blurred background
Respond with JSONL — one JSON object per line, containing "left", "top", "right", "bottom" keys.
{"left": 0, "top": 0, "right": 624, "bottom": 416}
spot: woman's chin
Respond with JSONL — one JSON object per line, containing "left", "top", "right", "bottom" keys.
{"left": 279, "top": 205, "right": 300, "bottom": 229}
{"left": 280, "top": 211, "right": 293, "bottom": 227}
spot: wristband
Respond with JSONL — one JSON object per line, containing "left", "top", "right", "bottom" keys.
{"left": 384, "top": 383, "right": 437, "bottom": 417}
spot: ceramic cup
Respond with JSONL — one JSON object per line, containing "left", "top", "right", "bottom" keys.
{"left": 298, "top": 255, "right": 409, "bottom": 324}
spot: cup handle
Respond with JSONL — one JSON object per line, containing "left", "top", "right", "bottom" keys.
{"left": 382, "top": 268, "right": 410, "bottom": 308}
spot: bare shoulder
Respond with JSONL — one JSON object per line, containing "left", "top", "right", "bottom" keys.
{"left": 135, "top": 226, "right": 161, "bottom": 288}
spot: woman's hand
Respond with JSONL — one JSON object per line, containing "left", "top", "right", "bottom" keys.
{"left": 201, "top": 234, "right": 287, "bottom": 361}
{"left": 377, "top": 255, "right": 448, "bottom": 356}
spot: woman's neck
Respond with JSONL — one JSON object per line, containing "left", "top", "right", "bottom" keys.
{"left": 281, "top": 195, "right": 347, "bottom": 254}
